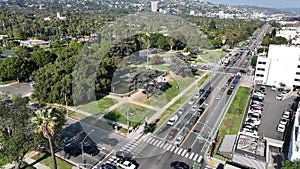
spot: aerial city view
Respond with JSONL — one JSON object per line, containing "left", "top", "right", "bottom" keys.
{"left": 1, "top": 0, "right": 300, "bottom": 169}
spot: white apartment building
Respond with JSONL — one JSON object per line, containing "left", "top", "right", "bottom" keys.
{"left": 288, "top": 102, "right": 300, "bottom": 161}
{"left": 254, "top": 45, "right": 300, "bottom": 89}
{"left": 151, "top": 1, "right": 158, "bottom": 12}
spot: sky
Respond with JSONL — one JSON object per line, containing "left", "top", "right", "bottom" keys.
{"left": 201, "top": 0, "right": 300, "bottom": 8}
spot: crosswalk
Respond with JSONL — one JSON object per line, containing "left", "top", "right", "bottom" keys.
{"left": 106, "top": 137, "right": 203, "bottom": 164}
{"left": 144, "top": 137, "right": 203, "bottom": 163}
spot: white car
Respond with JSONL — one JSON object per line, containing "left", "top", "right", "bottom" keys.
{"left": 216, "top": 95, "right": 221, "bottom": 100}
{"left": 167, "top": 115, "right": 179, "bottom": 126}
{"left": 194, "top": 93, "right": 200, "bottom": 99}
{"left": 174, "top": 135, "right": 184, "bottom": 145}
{"left": 188, "top": 98, "right": 195, "bottom": 105}
{"left": 277, "top": 123, "right": 285, "bottom": 133}
{"left": 177, "top": 108, "right": 186, "bottom": 115}
{"left": 276, "top": 94, "right": 284, "bottom": 100}
{"left": 282, "top": 111, "right": 290, "bottom": 119}
{"left": 191, "top": 105, "right": 198, "bottom": 112}
{"left": 117, "top": 160, "right": 137, "bottom": 169}
{"left": 246, "top": 117, "right": 261, "bottom": 126}
{"left": 271, "top": 86, "right": 276, "bottom": 91}
{"left": 253, "top": 93, "right": 265, "bottom": 98}
{"left": 279, "top": 118, "right": 288, "bottom": 125}
{"left": 241, "top": 128, "right": 258, "bottom": 136}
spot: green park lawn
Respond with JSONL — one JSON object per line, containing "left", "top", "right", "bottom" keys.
{"left": 199, "top": 49, "right": 227, "bottom": 62}
{"left": 104, "top": 103, "right": 156, "bottom": 128}
{"left": 76, "top": 97, "right": 116, "bottom": 115}
{"left": 32, "top": 152, "right": 73, "bottom": 169}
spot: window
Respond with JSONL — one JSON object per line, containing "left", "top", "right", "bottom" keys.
{"left": 257, "top": 68, "right": 265, "bottom": 71}
{"left": 258, "top": 61, "right": 266, "bottom": 65}
{"left": 296, "top": 72, "right": 300, "bottom": 75}
{"left": 256, "top": 74, "right": 264, "bottom": 77}
{"left": 295, "top": 79, "right": 300, "bottom": 82}
{"left": 298, "top": 65, "right": 300, "bottom": 68}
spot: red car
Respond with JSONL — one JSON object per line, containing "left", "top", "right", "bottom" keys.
{"left": 167, "top": 128, "right": 179, "bottom": 140}
{"left": 250, "top": 106, "right": 263, "bottom": 111}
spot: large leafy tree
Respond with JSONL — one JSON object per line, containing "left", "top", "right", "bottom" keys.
{"left": 0, "top": 95, "right": 41, "bottom": 169}
{"left": 31, "top": 108, "right": 66, "bottom": 169}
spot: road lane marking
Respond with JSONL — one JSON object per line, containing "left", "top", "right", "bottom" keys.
{"left": 177, "top": 148, "right": 183, "bottom": 155}
{"left": 189, "top": 152, "right": 194, "bottom": 159}
{"left": 193, "top": 154, "right": 198, "bottom": 161}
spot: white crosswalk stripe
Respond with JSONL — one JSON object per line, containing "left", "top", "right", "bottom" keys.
{"left": 170, "top": 146, "right": 176, "bottom": 152}
{"left": 197, "top": 155, "right": 203, "bottom": 163}
{"left": 163, "top": 143, "right": 169, "bottom": 149}
{"left": 156, "top": 141, "right": 163, "bottom": 147}
{"left": 166, "top": 144, "right": 172, "bottom": 151}
{"left": 181, "top": 149, "right": 187, "bottom": 156}
{"left": 184, "top": 152, "right": 189, "bottom": 158}
{"left": 193, "top": 154, "right": 198, "bottom": 161}
{"left": 152, "top": 140, "right": 159, "bottom": 145}
{"left": 149, "top": 138, "right": 155, "bottom": 144}
{"left": 174, "top": 147, "right": 179, "bottom": 153}
{"left": 177, "top": 148, "right": 183, "bottom": 155}
{"left": 159, "top": 142, "right": 165, "bottom": 148}
{"left": 189, "top": 152, "right": 194, "bottom": 159}
{"left": 146, "top": 137, "right": 153, "bottom": 143}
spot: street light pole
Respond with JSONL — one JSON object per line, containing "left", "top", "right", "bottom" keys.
{"left": 80, "top": 130, "right": 94, "bottom": 167}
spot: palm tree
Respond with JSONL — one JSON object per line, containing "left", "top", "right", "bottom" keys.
{"left": 31, "top": 108, "right": 59, "bottom": 169}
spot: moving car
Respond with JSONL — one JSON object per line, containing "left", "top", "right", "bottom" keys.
{"left": 167, "top": 115, "right": 179, "bottom": 126}
{"left": 276, "top": 94, "right": 284, "bottom": 100}
{"left": 191, "top": 105, "right": 197, "bottom": 112}
{"left": 117, "top": 160, "right": 137, "bottom": 169}
{"left": 216, "top": 95, "right": 221, "bottom": 100}
{"left": 188, "top": 98, "right": 196, "bottom": 105}
{"left": 178, "top": 108, "right": 186, "bottom": 115}
{"left": 167, "top": 128, "right": 179, "bottom": 140}
{"left": 174, "top": 135, "right": 184, "bottom": 146}
{"left": 227, "top": 89, "right": 233, "bottom": 95}
{"left": 170, "top": 161, "right": 190, "bottom": 169}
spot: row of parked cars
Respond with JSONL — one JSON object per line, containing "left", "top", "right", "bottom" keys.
{"left": 277, "top": 110, "right": 291, "bottom": 133}
{"left": 241, "top": 87, "right": 266, "bottom": 137}
{"left": 100, "top": 150, "right": 138, "bottom": 169}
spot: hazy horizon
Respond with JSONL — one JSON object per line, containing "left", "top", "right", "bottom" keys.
{"left": 201, "top": 0, "right": 300, "bottom": 8}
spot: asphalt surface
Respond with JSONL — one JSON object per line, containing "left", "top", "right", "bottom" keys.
{"left": 0, "top": 83, "right": 32, "bottom": 97}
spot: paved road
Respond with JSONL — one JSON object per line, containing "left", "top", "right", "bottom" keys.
{"left": 0, "top": 83, "right": 32, "bottom": 97}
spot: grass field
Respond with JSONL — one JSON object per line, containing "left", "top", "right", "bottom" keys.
{"left": 31, "top": 152, "right": 73, "bottom": 169}
{"left": 67, "top": 111, "right": 87, "bottom": 120}
{"left": 76, "top": 97, "right": 116, "bottom": 115}
{"left": 104, "top": 103, "right": 156, "bottom": 127}
{"left": 0, "top": 80, "right": 17, "bottom": 85}
{"left": 200, "top": 49, "right": 227, "bottom": 62}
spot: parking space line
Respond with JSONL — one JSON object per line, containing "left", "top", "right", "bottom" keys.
{"left": 189, "top": 152, "right": 194, "bottom": 159}
{"left": 193, "top": 154, "right": 198, "bottom": 161}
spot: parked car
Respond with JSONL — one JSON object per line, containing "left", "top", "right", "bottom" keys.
{"left": 167, "top": 115, "right": 179, "bottom": 125}
{"left": 277, "top": 123, "right": 285, "bottom": 133}
{"left": 167, "top": 128, "right": 179, "bottom": 140}
{"left": 178, "top": 108, "right": 186, "bottom": 115}
{"left": 117, "top": 160, "right": 137, "bottom": 169}
{"left": 246, "top": 118, "right": 261, "bottom": 126}
{"left": 188, "top": 98, "right": 196, "bottom": 105}
{"left": 252, "top": 96, "right": 264, "bottom": 102}
{"left": 244, "top": 124, "right": 258, "bottom": 131}
{"left": 279, "top": 118, "right": 288, "bottom": 125}
{"left": 174, "top": 135, "right": 184, "bottom": 146}
{"left": 271, "top": 86, "right": 277, "bottom": 91}
{"left": 197, "top": 107, "right": 205, "bottom": 116}
{"left": 115, "top": 151, "right": 132, "bottom": 160}
{"left": 241, "top": 128, "right": 258, "bottom": 136}
{"left": 198, "top": 98, "right": 205, "bottom": 105}
{"left": 170, "top": 161, "right": 190, "bottom": 169}
{"left": 251, "top": 104, "right": 264, "bottom": 107}
{"left": 253, "top": 93, "right": 265, "bottom": 98}
{"left": 83, "top": 144, "right": 100, "bottom": 156}
{"left": 250, "top": 106, "right": 263, "bottom": 111}
{"left": 276, "top": 94, "right": 284, "bottom": 100}
{"left": 4, "top": 99, "right": 13, "bottom": 106}
{"left": 282, "top": 111, "right": 291, "bottom": 119}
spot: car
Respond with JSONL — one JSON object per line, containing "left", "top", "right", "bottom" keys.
{"left": 251, "top": 103, "right": 264, "bottom": 107}
{"left": 174, "top": 135, "right": 184, "bottom": 146}
{"left": 188, "top": 98, "right": 195, "bottom": 105}
{"left": 230, "top": 85, "right": 236, "bottom": 90}
{"left": 4, "top": 99, "right": 13, "bottom": 106}
{"left": 198, "top": 98, "right": 205, "bottom": 105}
{"left": 116, "top": 151, "right": 133, "bottom": 160}
{"left": 100, "top": 163, "right": 117, "bottom": 169}
{"left": 250, "top": 106, "right": 263, "bottom": 111}
{"left": 244, "top": 124, "right": 258, "bottom": 131}
{"left": 199, "top": 89, "right": 205, "bottom": 95}
{"left": 221, "top": 87, "right": 225, "bottom": 92}
{"left": 204, "top": 90, "right": 211, "bottom": 97}
{"left": 253, "top": 93, "right": 265, "bottom": 98}
{"left": 83, "top": 144, "right": 100, "bottom": 156}
{"left": 227, "top": 89, "right": 233, "bottom": 95}
{"left": 277, "top": 123, "right": 285, "bottom": 133}
{"left": 194, "top": 93, "right": 200, "bottom": 99}
{"left": 246, "top": 118, "right": 261, "bottom": 126}
{"left": 282, "top": 111, "right": 291, "bottom": 119}
{"left": 276, "top": 94, "right": 284, "bottom": 100}
{"left": 178, "top": 108, "right": 186, "bottom": 115}
{"left": 117, "top": 160, "right": 137, "bottom": 169}
{"left": 167, "top": 114, "right": 179, "bottom": 125}
{"left": 100, "top": 137, "right": 119, "bottom": 146}
{"left": 252, "top": 96, "right": 264, "bottom": 102}
{"left": 197, "top": 107, "right": 205, "bottom": 116}
{"left": 64, "top": 143, "right": 81, "bottom": 157}
{"left": 248, "top": 109, "right": 262, "bottom": 114}
{"left": 271, "top": 86, "right": 277, "bottom": 91}
{"left": 248, "top": 113, "right": 261, "bottom": 119}
{"left": 216, "top": 95, "right": 221, "bottom": 100}
{"left": 254, "top": 90, "right": 265, "bottom": 95}
{"left": 191, "top": 105, "right": 198, "bottom": 112}
{"left": 167, "top": 128, "right": 179, "bottom": 140}
{"left": 241, "top": 128, "right": 258, "bottom": 136}
{"left": 252, "top": 101, "right": 264, "bottom": 106}
{"left": 30, "top": 82, "right": 36, "bottom": 87}
{"left": 279, "top": 118, "right": 288, "bottom": 125}
{"left": 30, "top": 103, "right": 39, "bottom": 109}
{"left": 170, "top": 161, "right": 190, "bottom": 169}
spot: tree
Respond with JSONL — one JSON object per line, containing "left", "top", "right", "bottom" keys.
{"left": 282, "top": 160, "right": 300, "bottom": 169}
{"left": 31, "top": 49, "right": 57, "bottom": 68}
{"left": 31, "top": 108, "right": 66, "bottom": 169}
{"left": 0, "top": 95, "right": 41, "bottom": 169}
{"left": 156, "top": 36, "right": 167, "bottom": 49}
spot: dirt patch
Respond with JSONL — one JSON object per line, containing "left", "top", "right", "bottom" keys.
{"left": 25, "top": 150, "right": 40, "bottom": 158}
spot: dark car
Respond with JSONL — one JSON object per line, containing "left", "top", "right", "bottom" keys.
{"left": 64, "top": 143, "right": 81, "bottom": 157}
{"left": 4, "top": 99, "right": 13, "bottom": 106}
{"left": 204, "top": 90, "right": 211, "bottom": 97}
{"left": 100, "top": 163, "right": 117, "bottom": 169}
{"left": 199, "top": 89, "right": 205, "bottom": 95}
{"left": 83, "top": 144, "right": 100, "bottom": 156}
{"left": 197, "top": 107, "right": 205, "bottom": 116}
{"left": 116, "top": 150, "right": 132, "bottom": 160}
{"left": 198, "top": 98, "right": 205, "bottom": 105}
{"left": 227, "top": 89, "right": 233, "bottom": 95}
{"left": 100, "top": 137, "right": 118, "bottom": 146}
{"left": 170, "top": 161, "right": 190, "bottom": 169}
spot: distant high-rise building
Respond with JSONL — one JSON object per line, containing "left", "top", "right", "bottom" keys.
{"left": 151, "top": 1, "right": 158, "bottom": 12}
